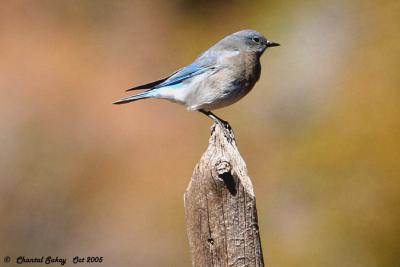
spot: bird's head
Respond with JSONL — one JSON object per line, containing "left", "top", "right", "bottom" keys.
{"left": 225, "top": 29, "right": 280, "bottom": 56}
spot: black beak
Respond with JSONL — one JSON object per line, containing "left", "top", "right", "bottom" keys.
{"left": 266, "top": 41, "right": 280, "bottom": 47}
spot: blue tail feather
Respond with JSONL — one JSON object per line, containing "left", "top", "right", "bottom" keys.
{"left": 113, "top": 91, "right": 153, "bottom": 105}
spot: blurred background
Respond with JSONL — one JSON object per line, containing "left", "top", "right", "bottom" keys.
{"left": 1, "top": 0, "right": 399, "bottom": 266}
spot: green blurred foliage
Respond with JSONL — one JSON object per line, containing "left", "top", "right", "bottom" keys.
{"left": 0, "top": 0, "right": 399, "bottom": 266}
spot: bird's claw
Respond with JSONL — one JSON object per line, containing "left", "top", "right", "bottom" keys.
{"left": 214, "top": 121, "right": 234, "bottom": 144}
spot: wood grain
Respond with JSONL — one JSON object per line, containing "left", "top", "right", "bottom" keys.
{"left": 184, "top": 124, "right": 264, "bottom": 267}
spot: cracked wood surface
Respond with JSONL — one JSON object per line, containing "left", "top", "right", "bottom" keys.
{"left": 184, "top": 124, "right": 264, "bottom": 267}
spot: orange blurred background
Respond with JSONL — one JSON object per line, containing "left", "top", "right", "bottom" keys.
{"left": 1, "top": 1, "right": 399, "bottom": 266}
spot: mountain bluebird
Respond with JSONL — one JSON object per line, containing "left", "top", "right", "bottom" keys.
{"left": 113, "top": 29, "right": 279, "bottom": 129}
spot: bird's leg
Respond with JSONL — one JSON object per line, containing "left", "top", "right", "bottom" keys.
{"left": 198, "top": 109, "right": 233, "bottom": 142}
{"left": 199, "top": 109, "right": 228, "bottom": 127}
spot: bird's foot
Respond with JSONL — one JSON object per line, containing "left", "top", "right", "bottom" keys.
{"left": 198, "top": 109, "right": 234, "bottom": 143}
{"left": 213, "top": 120, "right": 234, "bottom": 144}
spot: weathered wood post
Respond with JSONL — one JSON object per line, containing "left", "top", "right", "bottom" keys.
{"left": 184, "top": 123, "right": 265, "bottom": 267}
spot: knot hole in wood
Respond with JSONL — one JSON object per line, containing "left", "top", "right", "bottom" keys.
{"left": 215, "top": 160, "right": 237, "bottom": 196}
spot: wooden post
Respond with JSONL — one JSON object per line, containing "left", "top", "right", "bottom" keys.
{"left": 184, "top": 123, "right": 265, "bottom": 267}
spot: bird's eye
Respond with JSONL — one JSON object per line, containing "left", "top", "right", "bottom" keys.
{"left": 252, "top": 37, "right": 260, "bottom": 43}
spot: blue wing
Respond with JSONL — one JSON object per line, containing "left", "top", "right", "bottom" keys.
{"left": 115, "top": 63, "right": 213, "bottom": 105}
{"left": 115, "top": 49, "right": 220, "bottom": 104}
{"left": 126, "top": 51, "right": 217, "bottom": 92}
{"left": 126, "top": 63, "right": 214, "bottom": 91}
{"left": 156, "top": 64, "right": 214, "bottom": 88}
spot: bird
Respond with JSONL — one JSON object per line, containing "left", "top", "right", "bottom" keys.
{"left": 113, "top": 29, "right": 279, "bottom": 131}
